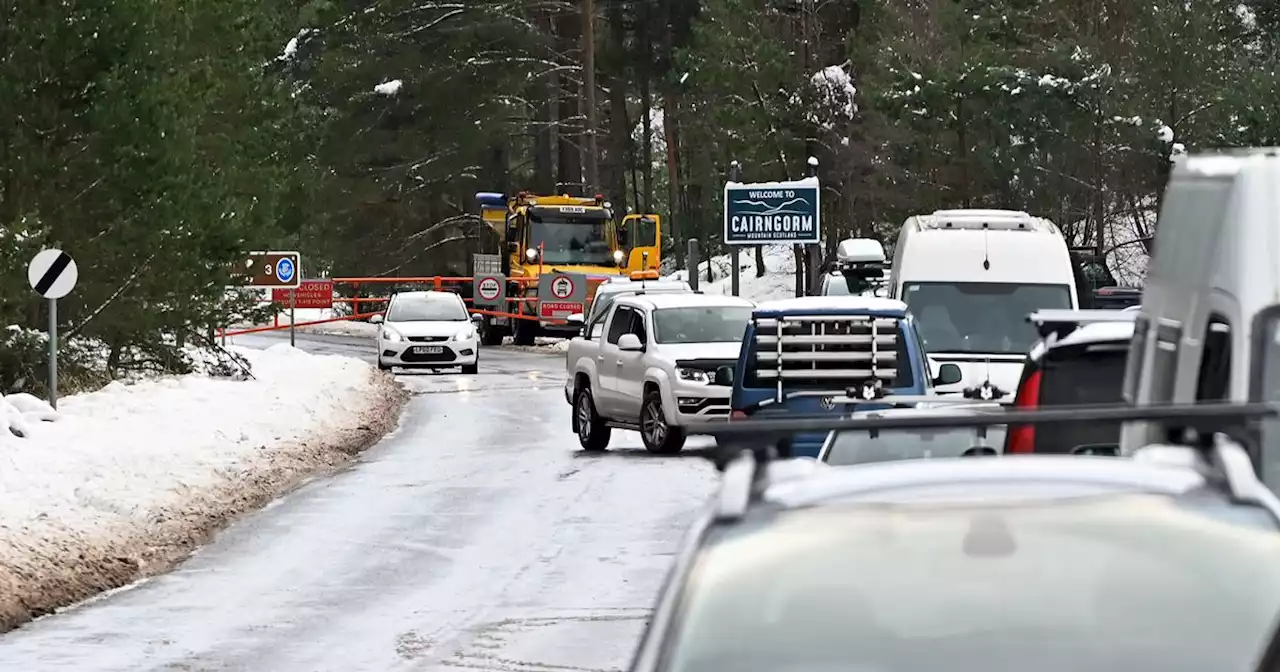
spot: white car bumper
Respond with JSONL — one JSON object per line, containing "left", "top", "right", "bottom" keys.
{"left": 379, "top": 337, "right": 479, "bottom": 368}
{"left": 662, "top": 383, "right": 732, "bottom": 425}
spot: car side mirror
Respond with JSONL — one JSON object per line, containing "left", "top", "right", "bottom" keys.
{"left": 934, "top": 363, "right": 962, "bottom": 385}
{"left": 369, "top": 314, "right": 384, "bottom": 324}
{"left": 470, "top": 313, "right": 484, "bottom": 323}
{"left": 617, "top": 333, "right": 644, "bottom": 351}
{"left": 566, "top": 312, "right": 584, "bottom": 325}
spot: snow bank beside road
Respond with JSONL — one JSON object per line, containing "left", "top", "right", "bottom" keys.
{"left": 0, "top": 344, "right": 407, "bottom": 632}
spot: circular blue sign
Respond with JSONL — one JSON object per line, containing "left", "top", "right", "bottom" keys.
{"left": 276, "top": 257, "right": 296, "bottom": 283}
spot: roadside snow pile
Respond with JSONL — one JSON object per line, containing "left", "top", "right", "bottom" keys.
{"left": 666, "top": 244, "right": 798, "bottom": 303}
{"left": 0, "top": 343, "right": 407, "bottom": 631}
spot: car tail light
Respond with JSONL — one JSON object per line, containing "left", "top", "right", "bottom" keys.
{"left": 730, "top": 410, "right": 749, "bottom": 421}
{"left": 1006, "top": 369, "right": 1042, "bottom": 454}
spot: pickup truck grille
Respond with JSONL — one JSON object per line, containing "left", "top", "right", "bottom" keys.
{"left": 752, "top": 314, "right": 900, "bottom": 393}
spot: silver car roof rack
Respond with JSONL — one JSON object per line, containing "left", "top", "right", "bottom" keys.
{"left": 700, "top": 402, "right": 1280, "bottom": 521}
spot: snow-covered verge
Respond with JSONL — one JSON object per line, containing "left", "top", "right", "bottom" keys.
{"left": 0, "top": 344, "right": 408, "bottom": 632}
{"left": 665, "top": 244, "right": 799, "bottom": 303}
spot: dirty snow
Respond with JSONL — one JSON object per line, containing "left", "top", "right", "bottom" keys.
{"left": 0, "top": 344, "right": 406, "bottom": 630}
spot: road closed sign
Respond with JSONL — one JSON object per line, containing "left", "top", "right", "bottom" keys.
{"left": 538, "top": 272, "right": 586, "bottom": 320}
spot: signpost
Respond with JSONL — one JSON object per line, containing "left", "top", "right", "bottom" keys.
{"left": 537, "top": 272, "right": 586, "bottom": 320}
{"left": 723, "top": 178, "right": 821, "bottom": 246}
{"left": 27, "top": 249, "right": 78, "bottom": 409}
{"left": 239, "top": 251, "right": 303, "bottom": 345}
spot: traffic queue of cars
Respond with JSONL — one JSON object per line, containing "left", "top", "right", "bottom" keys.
{"left": 601, "top": 148, "right": 1280, "bottom": 670}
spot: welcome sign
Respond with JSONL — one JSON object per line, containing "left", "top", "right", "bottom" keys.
{"left": 723, "top": 177, "right": 821, "bottom": 245}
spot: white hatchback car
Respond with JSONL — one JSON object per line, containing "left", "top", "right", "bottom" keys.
{"left": 370, "top": 290, "right": 481, "bottom": 373}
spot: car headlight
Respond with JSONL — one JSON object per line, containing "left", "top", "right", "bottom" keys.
{"left": 453, "top": 329, "right": 475, "bottom": 341}
{"left": 676, "top": 367, "right": 710, "bottom": 384}
{"left": 612, "top": 249, "right": 625, "bottom": 264}
{"left": 381, "top": 328, "right": 402, "bottom": 342}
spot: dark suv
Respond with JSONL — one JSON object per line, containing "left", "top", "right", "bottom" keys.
{"left": 1004, "top": 310, "right": 1135, "bottom": 454}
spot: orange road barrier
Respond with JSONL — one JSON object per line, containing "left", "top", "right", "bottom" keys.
{"left": 220, "top": 311, "right": 387, "bottom": 338}
{"left": 226, "top": 275, "right": 564, "bottom": 338}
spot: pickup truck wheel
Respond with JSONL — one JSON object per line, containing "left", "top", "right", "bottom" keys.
{"left": 574, "top": 387, "right": 610, "bottom": 452}
{"left": 641, "top": 392, "right": 685, "bottom": 455}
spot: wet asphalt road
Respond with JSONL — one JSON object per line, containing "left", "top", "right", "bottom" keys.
{"left": 0, "top": 330, "right": 719, "bottom": 671}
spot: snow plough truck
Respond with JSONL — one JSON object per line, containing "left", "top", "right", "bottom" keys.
{"left": 472, "top": 188, "right": 663, "bottom": 346}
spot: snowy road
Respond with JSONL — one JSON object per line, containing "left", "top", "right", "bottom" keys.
{"left": 0, "top": 332, "right": 719, "bottom": 671}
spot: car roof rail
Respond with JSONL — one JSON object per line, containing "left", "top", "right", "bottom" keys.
{"left": 702, "top": 401, "right": 1280, "bottom": 511}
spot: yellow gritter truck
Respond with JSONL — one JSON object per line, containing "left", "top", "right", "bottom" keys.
{"left": 473, "top": 189, "right": 663, "bottom": 345}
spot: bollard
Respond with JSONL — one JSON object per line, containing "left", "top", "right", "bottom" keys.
{"left": 687, "top": 238, "right": 700, "bottom": 291}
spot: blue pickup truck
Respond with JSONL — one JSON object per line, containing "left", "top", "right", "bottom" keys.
{"left": 729, "top": 296, "right": 961, "bottom": 457}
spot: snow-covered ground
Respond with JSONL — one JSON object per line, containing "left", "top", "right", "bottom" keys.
{"left": 665, "top": 244, "right": 799, "bottom": 303}
{"left": 0, "top": 344, "right": 407, "bottom": 631}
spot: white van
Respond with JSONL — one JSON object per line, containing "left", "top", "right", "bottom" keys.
{"left": 889, "top": 209, "right": 1078, "bottom": 397}
{"left": 1119, "top": 148, "right": 1280, "bottom": 486}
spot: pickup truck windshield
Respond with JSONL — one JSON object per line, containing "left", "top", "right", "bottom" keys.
{"left": 529, "top": 214, "right": 612, "bottom": 265}
{"left": 654, "top": 306, "right": 753, "bottom": 344}
{"left": 903, "top": 281, "right": 1073, "bottom": 355}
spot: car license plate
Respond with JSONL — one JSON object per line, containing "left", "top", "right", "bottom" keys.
{"left": 411, "top": 346, "right": 443, "bottom": 354}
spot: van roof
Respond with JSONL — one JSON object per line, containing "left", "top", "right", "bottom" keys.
{"left": 754, "top": 295, "right": 908, "bottom": 316}
{"left": 909, "top": 209, "right": 1061, "bottom": 234}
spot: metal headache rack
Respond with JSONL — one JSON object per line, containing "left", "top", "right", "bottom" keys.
{"left": 753, "top": 313, "right": 900, "bottom": 401}
{"left": 701, "top": 401, "right": 1280, "bottom": 520}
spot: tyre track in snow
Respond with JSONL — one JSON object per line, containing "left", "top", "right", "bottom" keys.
{"left": 0, "top": 331, "right": 719, "bottom": 671}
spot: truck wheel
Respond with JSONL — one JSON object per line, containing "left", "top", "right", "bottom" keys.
{"left": 479, "top": 318, "right": 504, "bottom": 346}
{"left": 641, "top": 391, "right": 686, "bottom": 455}
{"left": 574, "top": 387, "right": 611, "bottom": 452}
{"left": 513, "top": 318, "right": 537, "bottom": 346}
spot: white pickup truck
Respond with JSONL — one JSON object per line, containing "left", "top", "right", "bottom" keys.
{"left": 564, "top": 292, "right": 755, "bottom": 454}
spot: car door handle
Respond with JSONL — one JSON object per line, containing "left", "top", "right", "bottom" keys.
{"left": 616, "top": 360, "right": 623, "bottom": 366}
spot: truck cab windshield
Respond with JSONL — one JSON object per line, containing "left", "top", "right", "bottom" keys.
{"left": 903, "top": 281, "right": 1073, "bottom": 355}
{"left": 528, "top": 214, "right": 612, "bottom": 265}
